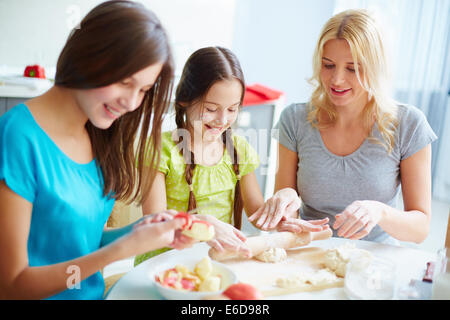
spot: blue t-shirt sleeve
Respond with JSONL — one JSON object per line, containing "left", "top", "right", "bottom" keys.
{"left": 272, "top": 103, "right": 299, "bottom": 153}
{"left": 399, "top": 105, "right": 438, "bottom": 160}
{"left": 0, "top": 114, "right": 37, "bottom": 203}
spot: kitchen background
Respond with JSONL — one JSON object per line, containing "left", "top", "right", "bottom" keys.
{"left": 0, "top": 0, "right": 448, "bottom": 273}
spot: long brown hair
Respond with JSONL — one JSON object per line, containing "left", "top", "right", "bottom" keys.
{"left": 174, "top": 46, "right": 245, "bottom": 229}
{"left": 55, "top": 0, "right": 174, "bottom": 204}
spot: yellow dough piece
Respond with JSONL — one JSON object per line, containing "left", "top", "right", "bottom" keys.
{"left": 175, "top": 264, "right": 192, "bottom": 277}
{"left": 194, "top": 257, "right": 213, "bottom": 280}
{"left": 182, "top": 221, "right": 215, "bottom": 241}
{"left": 198, "top": 276, "right": 221, "bottom": 292}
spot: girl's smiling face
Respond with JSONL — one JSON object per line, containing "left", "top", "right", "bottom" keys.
{"left": 74, "top": 62, "right": 163, "bottom": 129}
{"left": 320, "top": 39, "right": 368, "bottom": 110}
{"left": 186, "top": 79, "right": 242, "bottom": 143}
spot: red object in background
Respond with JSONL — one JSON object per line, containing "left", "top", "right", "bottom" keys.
{"left": 24, "top": 65, "right": 46, "bottom": 79}
{"left": 243, "top": 83, "right": 284, "bottom": 106}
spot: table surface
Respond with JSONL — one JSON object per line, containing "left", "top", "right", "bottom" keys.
{"left": 105, "top": 237, "right": 436, "bottom": 300}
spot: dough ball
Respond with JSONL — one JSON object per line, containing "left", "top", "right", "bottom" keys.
{"left": 254, "top": 248, "right": 287, "bottom": 263}
{"left": 182, "top": 221, "right": 215, "bottom": 241}
{"left": 323, "top": 243, "right": 372, "bottom": 277}
{"left": 198, "top": 276, "right": 221, "bottom": 292}
{"left": 194, "top": 257, "right": 213, "bottom": 280}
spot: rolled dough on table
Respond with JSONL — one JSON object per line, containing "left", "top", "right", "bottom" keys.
{"left": 254, "top": 248, "right": 287, "bottom": 263}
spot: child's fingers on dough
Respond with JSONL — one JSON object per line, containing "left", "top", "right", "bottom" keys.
{"left": 208, "top": 239, "right": 225, "bottom": 252}
{"left": 255, "top": 204, "right": 272, "bottom": 228}
{"left": 248, "top": 206, "right": 263, "bottom": 222}
{"left": 308, "top": 218, "right": 329, "bottom": 225}
{"left": 277, "top": 219, "right": 301, "bottom": 230}
{"left": 298, "top": 220, "right": 327, "bottom": 232}
{"left": 277, "top": 222, "right": 302, "bottom": 234}
{"left": 237, "top": 244, "right": 251, "bottom": 258}
{"left": 264, "top": 197, "right": 284, "bottom": 228}
{"left": 267, "top": 201, "right": 289, "bottom": 229}
{"left": 285, "top": 197, "right": 301, "bottom": 212}
{"left": 233, "top": 228, "right": 247, "bottom": 242}
{"left": 232, "top": 240, "right": 251, "bottom": 257}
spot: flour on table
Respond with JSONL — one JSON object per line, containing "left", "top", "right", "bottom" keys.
{"left": 275, "top": 243, "right": 373, "bottom": 288}
{"left": 254, "top": 247, "right": 287, "bottom": 263}
{"left": 276, "top": 268, "right": 338, "bottom": 288}
{"left": 323, "top": 243, "right": 372, "bottom": 277}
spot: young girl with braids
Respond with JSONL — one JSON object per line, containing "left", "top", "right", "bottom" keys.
{"left": 135, "top": 46, "right": 329, "bottom": 265}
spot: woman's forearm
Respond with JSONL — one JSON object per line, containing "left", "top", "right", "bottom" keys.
{"left": 378, "top": 204, "right": 430, "bottom": 243}
{"left": 2, "top": 240, "right": 128, "bottom": 300}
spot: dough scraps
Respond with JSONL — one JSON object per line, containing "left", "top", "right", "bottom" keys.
{"left": 254, "top": 247, "right": 287, "bottom": 263}
{"left": 323, "top": 243, "right": 373, "bottom": 277}
{"left": 276, "top": 268, "right": 339, "bottom": 288}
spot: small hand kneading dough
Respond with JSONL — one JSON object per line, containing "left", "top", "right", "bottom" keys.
{"left": 182, "top": 221, "right": 215, "bottom": 241}
{"left": 254, "top": 248, "right": 287, "bottom": 263}
{"left": 323, "top": 243, "right": 372, "bottom": 277}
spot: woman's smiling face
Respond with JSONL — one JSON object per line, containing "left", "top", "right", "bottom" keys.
{"left": 186, "top": 79, "right": 242, "bottom": 143}
{"left": 320, "top": 38, "right": 368, "bottom": 110}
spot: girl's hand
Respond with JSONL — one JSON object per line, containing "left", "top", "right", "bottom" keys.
{"left": 248, "top": 188, "right": 301, "bottom": 230}
{"left": 123, "top": 210, "right": 186, "bottom": 256}
{"left": 201, "top": 216, "right": 251, "bottom": 258}
{"left": 277, "top": 217, "right": 330, "bottom": 234}
{"left": 171, "top": 229, "right": 197, "bottom": 250}
{"left": 135, "top": 210, "right": 178, "bottom": 226}
{"left": 333, "top": 200, "right": 385, "bottom": 240}
{"left": 136, "top": 210, "right": 198, "bottom": 250}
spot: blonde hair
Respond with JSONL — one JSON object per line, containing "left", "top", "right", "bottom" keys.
{"left": 308, "top": 9, "right": 398, "bottom": 152}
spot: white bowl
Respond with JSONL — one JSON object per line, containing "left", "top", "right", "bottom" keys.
{"left": 149, "top": 257, "right": 238, "bottom": 300}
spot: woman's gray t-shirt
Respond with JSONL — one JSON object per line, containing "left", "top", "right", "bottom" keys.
{"left": 273, "top": 103, "right": 437, "bottom": 242}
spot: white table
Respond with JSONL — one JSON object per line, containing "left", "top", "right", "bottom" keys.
{"left": 105, "top": 237, "right": 436, "bottom": 300}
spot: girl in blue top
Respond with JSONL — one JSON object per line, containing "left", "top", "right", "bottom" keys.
{"left": 0, "top": 1, "right": 189, "bottom": 300}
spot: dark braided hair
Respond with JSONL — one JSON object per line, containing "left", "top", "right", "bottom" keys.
{"left": 174, "top": 46, "right": 245, "bottom": 229}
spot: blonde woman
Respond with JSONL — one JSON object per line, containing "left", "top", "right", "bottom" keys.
{"left": 249, "top": 9, "right": 437, "bottom": 244}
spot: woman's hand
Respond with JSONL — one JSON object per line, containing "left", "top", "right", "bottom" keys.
{"left": 277, "top": 217, "right": 330, "bottom": 234}
{"left": 333, "top": 200, "right": 385, "bottom": 240}
{"left": 199, "top": 215, "right": 251, "bottom": 258}
{"left": 247, "top": 188, "right": 301, "bottom": 230}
